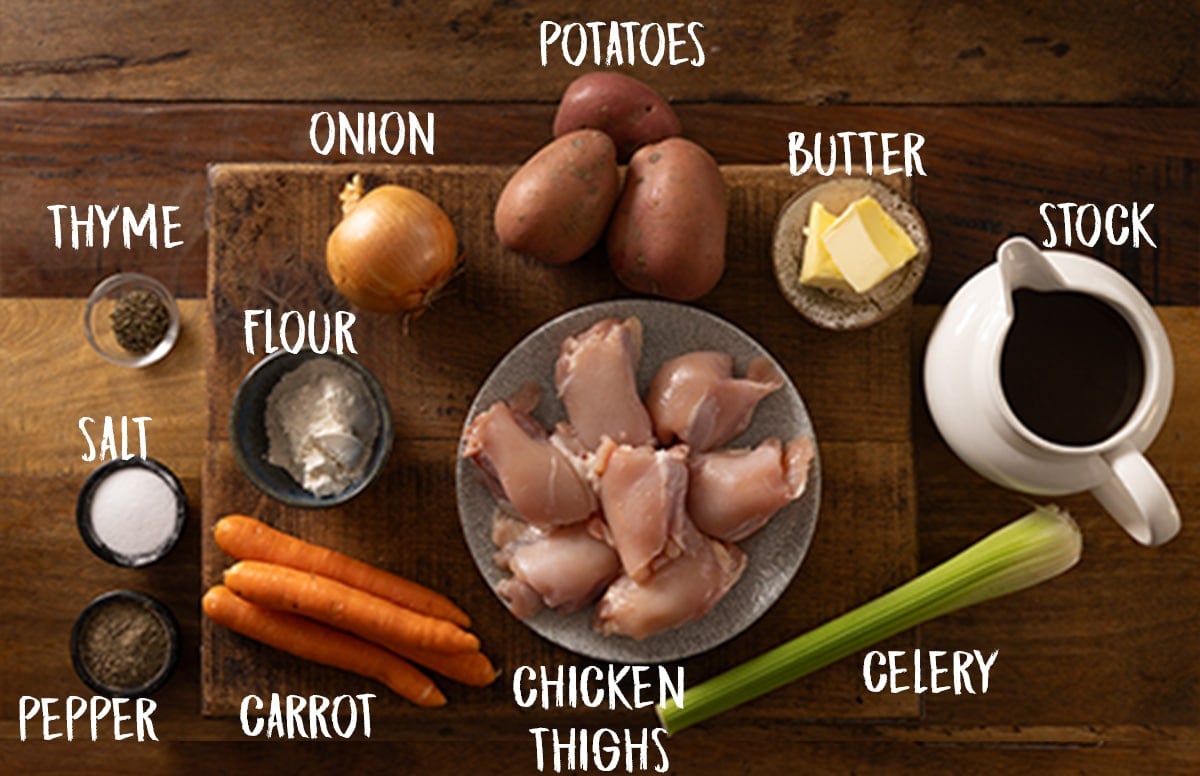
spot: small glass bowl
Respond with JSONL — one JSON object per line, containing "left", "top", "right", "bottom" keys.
{"left": 84, "top": 273, "right": 180, "bottom": 367}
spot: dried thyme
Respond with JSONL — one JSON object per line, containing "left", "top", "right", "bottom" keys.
{"left": 111, "top": 290, "right": 169, "bottom": 354}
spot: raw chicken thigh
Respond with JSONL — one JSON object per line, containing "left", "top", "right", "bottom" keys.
{"left": 462, "top": 386, "right": 597, "bottom": 528}
{"left": 688, "top": 436, "right": 815, "bottom": 541}
{"left": 472, "top": 315, "right": 813, "bottom": 643}
{"left": 593, "top": 517, "right": 747, "bottom": 641}
{"left": 493, "top": 512, "right": 621, "bottom": 618}
{"left": 646, "top": 352, "right": 784, "bottom": 452}
{"left": 555, "top": 317, "right": 655, "bottom": 450}
{"left": 595, "top": 443, "right": 690, "bottom": 582}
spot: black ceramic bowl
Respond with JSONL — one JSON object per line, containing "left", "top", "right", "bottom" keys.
{"left": 71, "top": 589, "right": 180, "bottom": 698}
{"left": 229, "top": 350, "right": 394, "bottom": 508}
{"left": 75, "top": 457, "right": 187, "bottom": 568}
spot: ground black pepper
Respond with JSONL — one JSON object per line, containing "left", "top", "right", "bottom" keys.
{"left": 111, "top": 290, "right": 170, "bottom": 354}
{"left": 77, "top": 597, "right": 170, "bottom": 691}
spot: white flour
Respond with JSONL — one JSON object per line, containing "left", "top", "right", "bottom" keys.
{"left": 265, "top": 358, "right": 381, "bottom": 497}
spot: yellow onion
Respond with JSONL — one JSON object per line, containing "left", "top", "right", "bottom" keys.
{"left": 326, "top": 174, "right": 461, "bottom": 315}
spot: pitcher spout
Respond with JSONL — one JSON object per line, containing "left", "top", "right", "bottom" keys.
{"left": 998, "top": 236, "right": 1067, "bottom": 317}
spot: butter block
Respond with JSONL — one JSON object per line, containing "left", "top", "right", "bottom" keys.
{"left": 799, "top": 201, "right": 852, "bottom": 290}
{"left": 819, "top": 196, "right": 919, "bottom": 293}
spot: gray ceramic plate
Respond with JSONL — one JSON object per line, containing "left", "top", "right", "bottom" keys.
{"left": 456, "top": 299, "right": 821, "bottom": 663}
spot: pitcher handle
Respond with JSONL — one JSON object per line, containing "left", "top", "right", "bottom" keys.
{"left": 1091, "top": 444, "right": 1180, "bottom": 546}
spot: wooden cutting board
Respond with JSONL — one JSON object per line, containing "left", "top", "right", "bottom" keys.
{"left": 201, "top": 163, "right": 919, "bottom": 727}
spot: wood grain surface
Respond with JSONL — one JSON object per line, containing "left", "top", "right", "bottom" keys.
{"left": 3, "top": 0, "right": 1198, "bottom": 771}
{"left": 3, "top": 104, "right": 1197, "bottom": 306}
{"left": 200, "top": 163, "right": 919, "bottom": 720}
{"left": 3, "top": 1, "right": 1196, "bottom": 104}
{"left": 2, "top": 300, "right": 1196, "bottom": 762}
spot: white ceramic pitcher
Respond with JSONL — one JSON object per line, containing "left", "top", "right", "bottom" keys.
{"left": 924, "top": 236, "right": 1180, "bottom": 546}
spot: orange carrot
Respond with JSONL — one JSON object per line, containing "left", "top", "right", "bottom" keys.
{"left": 224, "top": 560, "right": 480, "bottom": 654}
{"left": 394, "top": 645, "right": 498, "bottom": 688}
{"left": 214, "top": 514, "right": 472, "bottom": 628}
{"left": 202, "top": 584, "right": 445, "bottom": 708}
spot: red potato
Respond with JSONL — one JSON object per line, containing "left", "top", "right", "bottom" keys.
{"left": 553, "top": 73, "right": 682, "bottom": 162}
{"left": 607, "top": 138, "right": 727, "bottom": 301}
{"left": 494, "top": 129, "right": 620, "bottom": 265}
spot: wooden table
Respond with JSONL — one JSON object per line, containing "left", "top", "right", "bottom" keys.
{"left": 2, "top": 3, "right": 1197, "bottom": 773}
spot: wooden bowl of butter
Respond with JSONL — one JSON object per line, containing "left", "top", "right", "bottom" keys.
{"left": 772, "top": 177, "right": 930, "bottom": 330}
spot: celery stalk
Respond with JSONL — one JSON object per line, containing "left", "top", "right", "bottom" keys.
{"left": 657, "top": 505, "right": 1081, "bottom": 734}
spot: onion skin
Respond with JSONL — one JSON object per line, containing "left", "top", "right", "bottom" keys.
{"left": 326, "top": 182, "right": 460, "bottom": 315}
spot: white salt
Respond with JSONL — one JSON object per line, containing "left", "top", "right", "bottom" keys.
{"left": 89, "top": 466, "right": 179, "bottom": 563}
